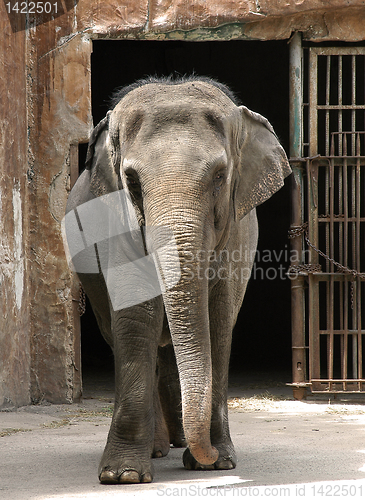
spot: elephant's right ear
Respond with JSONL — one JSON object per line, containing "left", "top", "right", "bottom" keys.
{"left": 85, "top": 111, "right": 120, "bottom": 196}
{"left": 234, "top": 106, "right": 291, "bottom": 220}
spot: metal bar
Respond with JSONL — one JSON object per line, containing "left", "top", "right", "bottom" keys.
{"left": 358, "top": 277, "right": 363, "bottom": 389}
{"left": 307, "top": 273, "right": 365, "bottom": 279}
{"left": 326, "top": 56, "right": 331, "bottom": 156}
{"left": 339, "top": 56, "right": 343, "bottom": 157}
{"left": 311, "top": 378, "right": 365, "bottom": 382}
{"left": 341, "top": 326, "right": 348, "bottom": 389}
{"left": 330, "top": 133, "right": 335, "bottom": 157}
{"left": 352, "top": 56, "right": 356, "bottom": 155}
{"left": 325, "top": 162, "right": 330, "bottom": 274}
{"left": 342, "top": 159, "right": 349, "bottom": 385}
{"left": 339, "top": 161, "right": 344, "bottom": 275}
{"left": 289, "top": 34, "right": 307, "bottom": 391}
{"left": 317, "top": 105, "right": 365, "bottom": 110}
{"left": 356, "top": 158, "right": 361, "bottom": 276}
{"left": 311, "top": 47, "right": 365, "bottom": 56}
{"left": 308, "top": 160, "right": 319, "bottom": 263}
{"left": 311, "top": 391, "right": 365, "bottom": 394}
{"left": 356, "top": 148, "right": 363, "bottom": 390}
{"left": 330, "top": 160, "right": 335, "bottom": 270}
{"left": 313, "top": 156, "right": 365, "bottom": 162}
{"left": 309, "top": 50, "right": 318, "bottom": 157}
{"left": 328, "top": 297, "right": 334, "bottom": 382}
{"left": 339, "top": 161, "right": 345, "bottom": 387}
{"left": 328, "top": 159, "right": 335, "bottom": 382}
{"left": 344, "top": 161, "right": 349, "bottom": 269}
{"left": 290, "top": 168, "right": 307, "bottom": 387}
{"left": 289, "top": 32, "right": 303, "bottom": 159}
{"left": 318, "top": 329, "right": 365, "bottom": 334}
{"left": 357, "top": 132, "right": 361, "bottom": 156}
{"left": 318, "top": 217, "right": 365, "bottom": 222}
{"left": 332, "top": 131, "right": 365, "bottom": 135}
{"left": 352, "top": 161, "right": 358, "bottom": 379}
{"left": 357, "top": 157, "right": 362, "bottom": 385}
{"left": 309, "top": 275, "right": 321, "bottom": 389}
{"left": 325, "top": 45, "right": 335, "bottom": 380}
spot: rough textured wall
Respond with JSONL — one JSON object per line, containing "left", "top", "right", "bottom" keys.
{"left": 1, "top": 0, "right": 365, "bottom": 407}
{"left": 0, "top": 15, "right": 30, "bottom": 408}
{"left": 73, "top": 0, "right": 365, "bottom": 41}
{"left": 27, "top": 20, "right": 92, "bottom": 404}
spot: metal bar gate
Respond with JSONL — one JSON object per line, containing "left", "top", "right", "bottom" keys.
{"left": 289, "top": 35, "right": 365, "bottom": 398}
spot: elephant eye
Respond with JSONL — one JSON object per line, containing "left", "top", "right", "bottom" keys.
{"left": 126, "top": 175, "right": 142, "bottom": 198}
{"left": 213, "top": 170, "right": 226, "bottom": 195}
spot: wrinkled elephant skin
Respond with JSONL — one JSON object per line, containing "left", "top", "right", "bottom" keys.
{"left": 65, "top": 76, "right": 291, "bottom": 484}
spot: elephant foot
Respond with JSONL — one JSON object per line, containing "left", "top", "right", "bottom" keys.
{"left": 153, "top": 417, "right": 171, "bottom": 458}
{"left": 152, "top": 437, "right": 170, "bottom": 458}
{"left": 152, "top": 431, "right": 186, "bottom": 456}
{"left": 99, "top": 468, "right": 153, "bottom": 484}
{"left": 99, "top": 447, "right": 154, "bottom": 484}
{"left": 183, "top": 445, "right": 236, "bottom": 471}
{"left": 171, "top": 434, "right": 187, "bottom": 448}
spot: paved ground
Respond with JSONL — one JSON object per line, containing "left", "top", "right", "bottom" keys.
{"left": 2, "top": 371, "right": 365, "bottom": 499}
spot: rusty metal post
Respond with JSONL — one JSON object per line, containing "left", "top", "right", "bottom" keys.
{"left": 289, "top": 33, "right": 302, "bottom": 159}
{"left": 289, "top": 32, "right": 308, "bottom": 399}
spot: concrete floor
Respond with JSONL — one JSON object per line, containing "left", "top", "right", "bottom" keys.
{"left": 1, "top": 371, "right": 365, "bottom": 499}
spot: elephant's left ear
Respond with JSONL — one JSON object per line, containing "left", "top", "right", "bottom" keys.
{"left": 234, "top": 106, "right": 291, "bottom": 220}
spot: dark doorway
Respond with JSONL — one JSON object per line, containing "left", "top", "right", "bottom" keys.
{"left": 81, "top": 39, "right": 292, "bottom": 380}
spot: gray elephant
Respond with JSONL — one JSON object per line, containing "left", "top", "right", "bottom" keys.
{"left": 64, "top": 76, "right": 291, "bottom": 484}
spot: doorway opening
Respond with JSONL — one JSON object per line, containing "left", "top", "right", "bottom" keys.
{"left": 80, "top": 39, "right": 292, "bottom": 384}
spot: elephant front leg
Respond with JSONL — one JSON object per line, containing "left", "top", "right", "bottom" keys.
{"left": 99, "top": 307, "right": 162, "bottom": 484}
{"left": 99, "top": 405, "right": 155, "bottom": 483}
{"left": 183, "top": 286, "right": 236, "bottom": 471}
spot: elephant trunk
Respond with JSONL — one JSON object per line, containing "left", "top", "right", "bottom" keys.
{"left": 162, "top": 276, "right": 218, "bottom": 466}
{"left": 145, "top": 202, "right": 218, "bottom": 466}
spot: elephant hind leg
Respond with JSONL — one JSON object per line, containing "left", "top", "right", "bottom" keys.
{"left": 153, "top": 367, "right": 170, "bottom": 458}
{"left": 158, "top": 344, "right": 186, "bottom": 448}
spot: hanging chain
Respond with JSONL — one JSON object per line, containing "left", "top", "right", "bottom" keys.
{"left": 288, "top": 222, "right": 365, "bottom": 309}
{"left": 350, "top": 282, "right": 355, "bottom": 312}
{"left": 288, "top": 222, "right": 365, "bottom": 278}
{"left": 78, "top": 283, "right": 86, "bottom": 316}
{"left": 287, "top": 223, "right": 322, "bottom": 274}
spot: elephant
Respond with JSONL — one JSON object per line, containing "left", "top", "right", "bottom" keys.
{"left": 64, "top": 76, "right": 291, "bottom": 484}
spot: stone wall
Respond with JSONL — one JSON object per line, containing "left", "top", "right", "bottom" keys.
{"left": 0, "top": 15, "right": 30, "bottom": 408}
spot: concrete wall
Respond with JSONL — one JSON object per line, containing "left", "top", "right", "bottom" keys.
{"left": 1, "top": 0, "right": 365, "bottom": 407}
{"left": 26, "top": 16, "right": 92, "bottom": 405}
{"left": 0, "top": 15, "right": 30, "bottom": 408}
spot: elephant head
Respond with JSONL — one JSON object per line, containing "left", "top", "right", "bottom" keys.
{"left": 70, "top": 76, "right": 291, "bottom": 468}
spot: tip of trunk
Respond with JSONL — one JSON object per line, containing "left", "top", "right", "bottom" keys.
{"left": 189, "top": 444, "right": 219, "bottom": 466}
